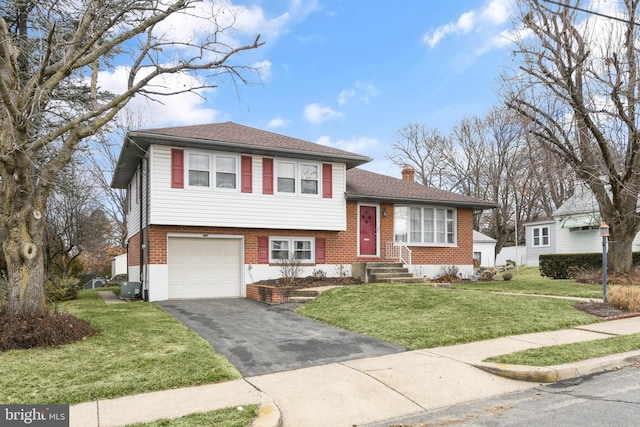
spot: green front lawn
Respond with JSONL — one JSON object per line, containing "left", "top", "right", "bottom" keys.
{"left": 297, "top": 283, "right": 601, "bottom": 350}
{"left": 0, "top": 291, "right": 241, "bottom": 404}
{"left": 453, "top": 267, "right": 604, "bottom": 299}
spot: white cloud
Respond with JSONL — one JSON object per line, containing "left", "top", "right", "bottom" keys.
{"left": 423, "top": 0, "right": 515, "bottom": 48}
{"left": 337, "top": 81, "right": 380, "bottom": 106}
{"left": 303, "top": 103, "right": 343, "bottom": 123}
{"left": 337, "top": 89, "right": 355, "bottom": 106}
{"left": 316, "top": 135, "right": 378, "bottom": 154}
{"left": 253, "top": 59, "right": 273, "bottom": 81}
{"left": 267, "top": 116, "right": 290, "bottom": 128}
{"left": 99, "top": 65, "right": 222, "bottom": 127}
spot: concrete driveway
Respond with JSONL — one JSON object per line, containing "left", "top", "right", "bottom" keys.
{"left": 157, "top": 298, "right": 406, "bottom": 377}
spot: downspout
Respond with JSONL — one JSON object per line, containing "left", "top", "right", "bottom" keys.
{"left": 144, "top": 156, "right": 151, "bottom": 301}
{"left": 138, "top": 162, "right": 144, "bottom": 291}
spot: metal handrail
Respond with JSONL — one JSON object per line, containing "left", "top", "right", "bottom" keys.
{"left": 386, "top": 241, "right": 412, "bottom": 268}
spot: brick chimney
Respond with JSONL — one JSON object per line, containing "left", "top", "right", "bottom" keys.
{"left": 401, "top": 164, "right": 415, "bottom": 182}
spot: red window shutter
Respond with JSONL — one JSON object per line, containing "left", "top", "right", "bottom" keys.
{"left": 171, "top": 149, "right": 184, "bottom": 188}
{"left": 241, "top": 156, "right": 252, "bottom": 193}
{"left": 263, "top": 158, "right": 274, "bottom": 194}
{"left": 315, "top": 238, "right": 326, "bottom": 264}
{"left": 258, "top": 236, "right": 269, "bottom": 263}
{"left": 322, "top": 163, "right": 332, "bottom": 198}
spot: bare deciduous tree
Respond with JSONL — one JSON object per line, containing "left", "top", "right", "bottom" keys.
{"left": 0, "top": 1, "right": 263, "bottom": 317}
{"left": 505, "top": 0, "right": 640, "bottom": 272}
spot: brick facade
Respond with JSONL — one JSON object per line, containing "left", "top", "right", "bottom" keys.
{"left": 127, "top": 200, "right": 473, "bottom": 268}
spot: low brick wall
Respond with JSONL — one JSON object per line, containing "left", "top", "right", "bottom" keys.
{"left": 246, "top": 284, "right": 298, "bottom": 304}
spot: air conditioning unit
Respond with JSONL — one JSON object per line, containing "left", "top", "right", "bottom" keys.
{"left": 120, "top": 282, "right": 142, "bottom": 299}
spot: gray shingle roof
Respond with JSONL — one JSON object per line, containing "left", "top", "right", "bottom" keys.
{"left": 112, "top": 122, "right": 371, "bottom": 188}
{"left": 346, "top": 168, "right": 496, "bottom": 209}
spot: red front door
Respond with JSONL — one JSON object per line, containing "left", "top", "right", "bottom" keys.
{"left": 359, "top": 206, "right": 377, "bottom": 256}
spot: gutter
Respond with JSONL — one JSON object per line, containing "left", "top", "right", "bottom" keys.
{"left": 345, "top": 194, "right": 498, "bottom": 210}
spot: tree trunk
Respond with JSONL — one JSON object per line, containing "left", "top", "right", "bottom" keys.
{"left": 3, "top": 214, "right": 47, "bottom": 317}
{"left": 608, "top": 227, "right": 635, "bottom": 274}
{"left": 2, "top": 151, "right": 48, "bottom": 318}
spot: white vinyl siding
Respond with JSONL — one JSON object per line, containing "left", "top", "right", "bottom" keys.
{"left": 394, "top": 206, "right": 457, "bottom": 245}
{"left": 150, "top": 146, "right": 346, "bottom": 231}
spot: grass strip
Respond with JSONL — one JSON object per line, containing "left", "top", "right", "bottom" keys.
{"left": 297, "top": 283, "right": 601, "bottom": 350}
{"left": 125, "top": 404, "right": 259, "bottom": 427}
{"left": 0, "top": 290, "right": 241, "bottom": 404}
{"left": 485, "top": 333, "right": 640, "bottom": 366}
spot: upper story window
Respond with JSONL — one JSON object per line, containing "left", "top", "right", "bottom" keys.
{"left": 187, "top": 151, "right": 237, "bottom": 189}
{"left": 216, "top": 156, "right": 236, "bottom": 189}
{"left": 275, "top": 160, "right": 320, "bottom": 195}
{"left": 277, "top": 161, "right": 296, "bottom": 193}
{"left": 301, "top": 164, "right": 318, "bottom": 194}
{"left": 532, "top": 226, "right": 550, "bottom": 247}
{"left": 394, "top": 206, "right": 456, "bottom": 245}
{"left": 188, "top": 153, "right": 210, "bottom": 187}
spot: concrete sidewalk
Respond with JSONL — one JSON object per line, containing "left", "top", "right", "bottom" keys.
{"left": 70, "top": 315, "right": 640, "bottom": 427}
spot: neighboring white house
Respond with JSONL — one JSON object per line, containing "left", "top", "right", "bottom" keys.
{"left": 111, "top": 253, "right": 128, "bottom": 277}
{"left": 524, "top": 183, "right": 640, "bottom": 266}
{"left": 472, "top": 230, "right": 496, "bottom": 268}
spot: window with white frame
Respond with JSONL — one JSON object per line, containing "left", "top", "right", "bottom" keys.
{"left": 275, "top": 160, "right": 320, "bottom": 195}
{"left": 300, "top": 164, "right": 318, "bottom": 194}
{"left": 277, "top": 161, "right": 296, "bottom": 193}
{"left": 188, "top": 153, "right": 210, "bottom": 187}
{"left": 270, "top": 237, "right": 315, "bottom": 262}
{"left": 532, "top": 226, "right": 550, "bottom": 247}
{"left": 187, "top": 151, "right": 238, "bottom": 189}
{"left": 394, "top": 206, "right": 456, "bottom": 245}
{"left": 216, "top": 156, "right": 236, "bottom": 189}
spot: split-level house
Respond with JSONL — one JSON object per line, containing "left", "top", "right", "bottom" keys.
{"left": 111, "top": 122, "right": 495, "bottom": 301}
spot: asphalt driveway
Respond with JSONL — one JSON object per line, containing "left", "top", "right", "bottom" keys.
{"left": 157, "top": 298, "right": 406, "bottom": 377}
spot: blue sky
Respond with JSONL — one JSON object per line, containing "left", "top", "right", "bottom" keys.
{"left": 112, "top": 0, "right": 518, "bottom": 177}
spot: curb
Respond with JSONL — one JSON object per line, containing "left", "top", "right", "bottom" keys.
{"left": 251, "top": 396, "right": 282, "bottom": 427}
{"left": 473, "top": 350, "right": 640, "bottom": 383}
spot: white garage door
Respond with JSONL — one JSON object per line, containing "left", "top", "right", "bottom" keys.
{"left": 168, "top": 237, "right": 242, "bottom": 299}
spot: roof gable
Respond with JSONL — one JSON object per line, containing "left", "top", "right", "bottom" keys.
{"left": 345, "top": 168, "right": 496, "bottom": 209}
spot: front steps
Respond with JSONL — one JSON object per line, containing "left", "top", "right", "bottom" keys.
{"left": 365, "top": 262, "right": 430, "bottom": 284}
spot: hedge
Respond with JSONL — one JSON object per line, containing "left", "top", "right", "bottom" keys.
{"left": 540, "top": 252, "right": 640, "bottom": 279}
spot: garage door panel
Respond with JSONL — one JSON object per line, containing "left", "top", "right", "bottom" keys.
{"left": 168, "top": 237, "right": 242, "bottom": 299}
